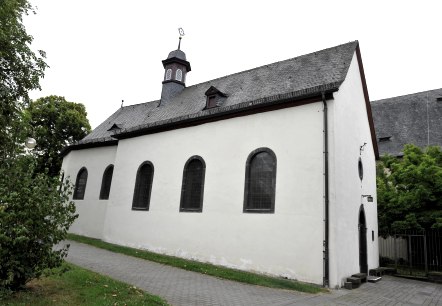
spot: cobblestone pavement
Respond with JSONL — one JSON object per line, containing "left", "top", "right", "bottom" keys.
{"left": 65, "top": 241, "right": 442, "bottom": 306}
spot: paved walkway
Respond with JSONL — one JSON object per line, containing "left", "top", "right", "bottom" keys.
{"left": 65, "top": 240, "right": 442, "bottom": 306}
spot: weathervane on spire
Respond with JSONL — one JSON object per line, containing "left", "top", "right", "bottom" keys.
{"left": 178, "top": 27, "right": 185, "bottom": 50}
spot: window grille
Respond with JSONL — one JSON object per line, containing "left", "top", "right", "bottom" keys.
{"left": 244, "top": 148, "right": 276, "bottom": 213}
{"left": 180, "top": 156, "right": 205, "bottom": 212}
{"left": 132, "top": 162, "right": 154, "bottom": 210}
{"left": 99, "top": 165, "right": 114, "bottom": 200}
{"left": 176, "top": 69, "right": 183, "bottom": 82}
{"left": 73, "top": 167, "right": 88, "bottom": 200}
{"left": 165, "top": 69, "right": 172, "bottom": 80}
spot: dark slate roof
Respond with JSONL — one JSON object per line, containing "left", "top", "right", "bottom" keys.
{"left": 70, "top": 41, "right": 360, "bottom": 151}
{"left": 371, "top": 88, "right": 442, "bottom": 156}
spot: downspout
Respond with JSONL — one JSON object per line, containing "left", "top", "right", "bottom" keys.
{"left": 322, "top": 92, "right": 330, "bottom": 287}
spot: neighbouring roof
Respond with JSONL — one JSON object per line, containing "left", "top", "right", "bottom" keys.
{"left": 64, "top": 41, "right": 363, "bottom": 155}
{"left": 371, "top": 88, "right": 442, "bottom": 156}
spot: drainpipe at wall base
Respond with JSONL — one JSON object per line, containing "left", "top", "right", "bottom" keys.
{"left": 322, "top": 92, "right": 330, "bottom": 288}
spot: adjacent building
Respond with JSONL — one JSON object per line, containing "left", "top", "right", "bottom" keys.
{"left": 371, "top": 88, "right": 442, "bottom": 156}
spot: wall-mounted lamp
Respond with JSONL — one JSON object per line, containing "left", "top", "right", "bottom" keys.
{"left": 362, "top": 194, "right": 373, "bottom": 202}
{"left": 359, "top": 142, "right": 367, "bottom": 155}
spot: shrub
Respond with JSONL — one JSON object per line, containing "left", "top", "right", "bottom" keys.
{"left": 0, "top": 155, "right": 77, "bottom": 290}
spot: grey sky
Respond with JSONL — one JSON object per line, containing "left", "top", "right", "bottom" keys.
{"left": 25, "top": 0, "right": 441, "bottom": 128}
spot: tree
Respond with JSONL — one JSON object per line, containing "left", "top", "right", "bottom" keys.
{"left": 377, "top": 144, "right": 442, "bottom": 232}
{"left": 24, "top": 96, "right": 91, "bottom": 176}
{"left": 0, "top": 155, "right": 77, "bottom": 290}
{"left": 0, "top": 1, "right": 78, "bottom": 293}
{"left": 0, "top": 0, "right": 48, "bottom": 159}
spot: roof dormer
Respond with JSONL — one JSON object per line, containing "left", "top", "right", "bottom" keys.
{"left": 205, "top": 86, "right": 227, "bottom": 109}
{"left": 108, "top": 123, "right": 123, "bottom": 135}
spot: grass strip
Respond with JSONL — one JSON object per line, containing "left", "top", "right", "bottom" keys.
{"left": 67, "top": 233, "right": 324, "bottom": 293}
{"left": 1, "top": 262, "right": 168, "bottom": 305}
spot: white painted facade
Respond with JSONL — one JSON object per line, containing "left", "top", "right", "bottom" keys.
{"left": 61, "top": 49, "right": 379, "bottom": 288}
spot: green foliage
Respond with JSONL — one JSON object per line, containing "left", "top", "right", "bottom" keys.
{"left": 377, "top": 144, "right": 442, "bottom": 232}
{"left": 24, "top": 95, "right": 91, "bottom": 176}
{"left": 0, "top": 0, "right": 48, "bottom": 159}
{"left": 0, "top": 155, "right": 78, "bottom": 290}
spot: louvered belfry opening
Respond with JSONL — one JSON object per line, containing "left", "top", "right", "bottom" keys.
{"left": 132, "top": 162, "right": 154, "bottom": 210}
{"left": 180, "top": 156, "right": 205, "bottom": 212}
{"left": 73, "top": 167, "right": 88, "bottom": 200}
{"left": 244, "top": 148, "right": 276, "bottom": 213}
{"left": 99, "top": 165, "right": 114, "bottom": 200}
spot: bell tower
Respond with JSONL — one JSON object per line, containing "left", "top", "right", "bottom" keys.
{"left": 160, "top": 32, "right": 191, "bottom": 104}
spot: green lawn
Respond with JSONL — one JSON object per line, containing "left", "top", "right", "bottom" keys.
{"left": 68, "top": 233, "right": 325, "bottom": 294}
{"left": 1, "top": 263, "right": 168, "bottom": 306}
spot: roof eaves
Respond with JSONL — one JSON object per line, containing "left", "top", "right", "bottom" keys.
{"left": 114, "top": 82, "right": 341, "bottom": 140}
{"left": 60, "top": 137, "right": 118, "bottom": 158}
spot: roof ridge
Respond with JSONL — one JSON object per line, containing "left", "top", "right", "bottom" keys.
{"left": 372, "top": 88, "right": 442, "bottom": 103}
{"left": 121, "top": 100, "right": 160, "bottom": 108}
{"left": 186, "top": 41, "right": 359, "bottom": 89}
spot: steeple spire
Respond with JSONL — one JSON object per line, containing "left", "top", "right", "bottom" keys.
{"left": 160, "top": 28, "right": 191, "bottom": 105}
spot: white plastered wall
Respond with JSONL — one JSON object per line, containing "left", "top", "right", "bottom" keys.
{"left": 327, "top": 52, "right": 379, "bottom": 288}
{"left": 100, "top": 103, "right": 326, "bottom": 284}
{"left": 61, "top": 146, "right": 117, "bottom": 239}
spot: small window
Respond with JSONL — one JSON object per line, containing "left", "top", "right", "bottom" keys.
{"left": 132, "top": 162, "right": 154, "bottom": 210}
{"left": 207, "top": 96, "right": 217, "bottom": 108}
{"left": 379, "top": 136, "right": 391, "bottom": 142}
{"left": 180, "top": 156, "right": 206, "bottom": 212}
{"left": 176, "top": 69, "right": 183, "bottom": 82}
{"left": 165, "top": 69, "right": 172, "bottom": 81}
{"left": 372, "top": 230, "right": 375, "bottom": 241}
{"left": 73, "top": 167, "right": 88, "bottom": 200}
{"left": 99, "top": 165, "right": 114, "bottom": 200}
{"left": 358, "top": 158, "right": 364, "bottom": 181}
{"left": 244, "top": 148, "right": 277, "bottom": 213}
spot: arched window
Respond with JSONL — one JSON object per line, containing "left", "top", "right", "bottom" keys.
{"left": 175, "top": 69, "right": 183, "bottom": 82}
{"left": 73, "top": 167, "right": 88, "bottom": 200}
{"left": 132, "top": 162, "right": 154, "bottom": 210}
{"left": 165, "top": 68, "right": 172, "bottom": 81}
{"left": 180, "top": 156, "right": 206, "bottom": 212}
{"left": 99, "top": 165, "right": 114, "bottom": 200}
{"left": 244, "top": 148, "right": 277, "bottom": 213}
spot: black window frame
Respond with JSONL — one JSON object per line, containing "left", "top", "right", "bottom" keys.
{"left": 243, "top": 148, "right": 277, "bottom": 213}
{"left": 99, "top": 164, "right": 114, "bottom": 200}
{"left": 73, "top": 167, "right": 88, "bottom": 200}
{"left": 132, "top": 161, "right": 154, "bottom": 211}
{"left": 180, "top": 155, "right": 206, "bottom": 212}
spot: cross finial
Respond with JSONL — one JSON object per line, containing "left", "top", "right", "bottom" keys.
{"left": 178, "top": 27, "right": 185, "bottom": 50}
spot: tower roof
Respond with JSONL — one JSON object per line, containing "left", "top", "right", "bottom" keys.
{"left": 167, "top": 49, "right": 187, "bottom": 61}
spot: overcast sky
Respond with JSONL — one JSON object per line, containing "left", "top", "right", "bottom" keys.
{"left": 24, "top": 0, "right": 441, "bottom": 128}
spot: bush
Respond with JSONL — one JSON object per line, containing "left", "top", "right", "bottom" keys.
{"left": 0, "top": 155, "right": 77, "bottom": 290}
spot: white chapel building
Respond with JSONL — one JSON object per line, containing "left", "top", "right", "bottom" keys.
{"left": 61, "top": 40, "right": 379, "bottom": 288}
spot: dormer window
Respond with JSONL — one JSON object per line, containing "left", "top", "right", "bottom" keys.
{"left": 207, "top": 96, "right": 217, "bottom": 108}
{"left": 204, "top": 86, "right": 227, "bottom": 109}
{"left": 379, "top": 136, "right": 391, "bottom": 143}
{"left": 108, "top": 123, "right": 123, "bottom": 135}
{"left": 165, "top": 69, "right": 172, "bottom": 81}
{"left": 176, "top": 69, "right": 183, "bottom": 82}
